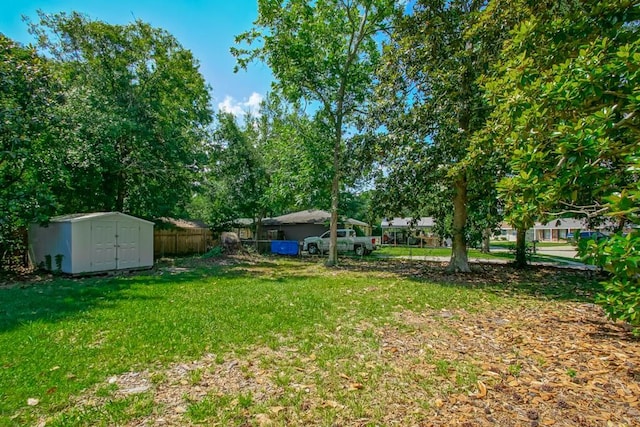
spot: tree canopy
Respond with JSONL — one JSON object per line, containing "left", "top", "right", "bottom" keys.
{"left": 0, "top": 34, "right": 62, "bottom": 267}
{"left": 30, "top": 11, "right": 213, "bottom": 218}
{"left": 481, "top": 0, "right": 640, "bottom": 325}
{"left": 373, "top": 0, "right": 497, "bottom": 272}
{"left": 482, "top": 0, "right": 639, "bottom": 226}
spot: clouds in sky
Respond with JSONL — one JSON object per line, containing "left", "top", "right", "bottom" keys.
{"left": 218, "top": 92, "right": 263, "bottom": 116}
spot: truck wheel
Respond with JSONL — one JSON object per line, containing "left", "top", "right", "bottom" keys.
{"left": 355, "top": 245, "right": 365, "bottom": 256}
{"left": 308, "top": 244, "right": 319, "bottom": 255}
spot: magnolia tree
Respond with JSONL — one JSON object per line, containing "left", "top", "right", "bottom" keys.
{"left": 483, "top": 0, "right": 640, "bottom": 326}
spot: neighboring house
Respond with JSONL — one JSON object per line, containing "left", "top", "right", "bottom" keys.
{"left": 381, "top": 217, "right": 444, "bottom": 246}
{"left": 261, "top": 209, "right": 371, "bottom": 242}
{"left": 532, "top": 218, "right": 585, "bottom": 242}
{"left": 497, "top": 218, "right": 607, "bottom": 242}
{"left": 230, "top": 218, "right": 255, "bottom": 240}
{"left": 156, "top": 217, "right": 209, "bottom": 230}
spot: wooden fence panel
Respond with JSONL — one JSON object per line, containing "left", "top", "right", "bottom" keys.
{"left": 154, "top": 229, "right": 214, "bottom": 257}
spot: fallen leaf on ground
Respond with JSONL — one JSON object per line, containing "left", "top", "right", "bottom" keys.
{"left": 255, "top": 413, "right": 271, "bottom": 425}
{"left": 476, "top": 381, "right": 487, "bottom": 398}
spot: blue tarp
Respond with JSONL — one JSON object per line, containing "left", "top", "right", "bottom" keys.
{"left": 271, "top": 240, "right": 299, "bottom": 256}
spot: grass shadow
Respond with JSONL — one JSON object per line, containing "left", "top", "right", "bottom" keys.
{"left": 0, "top": 266, "right": 223, "bottom": 333}
{"left": 334, "top": 257, "right": 603, "bottom": 304}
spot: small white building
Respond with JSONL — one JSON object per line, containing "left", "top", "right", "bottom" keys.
{"left": 381, "top": 217, "right": 447, "bottom": 246}
{"left": 29, "top": 212, "right": 154, "bottom": 274}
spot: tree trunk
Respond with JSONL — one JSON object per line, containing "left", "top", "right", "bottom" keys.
{"left": 327, "top": 122, "right": 342, "bottom": 267}
{"left": 254, "top": 215, "right": 262, "bottom": 252}
{"left": 447, "top": 177, "right": 471, "bottom": 273}
{"left": 327, "top": 184, "right": 339, "bottom": 266}
{"left": 514, "top": 227, "right": 528, "bottom": 268}
{"left": 115, "top": 137, "right": 126, "bottom": 212}
{"left": 481, "top": 227, "right": 491, "bottom": 253}
{"left": 447, "top": 42, "right": 474, "bottom": 273}
{"left": 115, "top": 172, "right": 125, "bottom": 212}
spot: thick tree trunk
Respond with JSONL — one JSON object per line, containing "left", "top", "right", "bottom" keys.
{"left": 481, "top": 227, "right": 491, "bottom": 253}
{"left": 514, "top": 227, "right": 528, "bottom": 268}
{"left": 447, "top": 177, "right": 471, "bottom": 273}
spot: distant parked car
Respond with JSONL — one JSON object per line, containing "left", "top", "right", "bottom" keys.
{"left": 567, "top": 231, "right": 608, "bottom": 243}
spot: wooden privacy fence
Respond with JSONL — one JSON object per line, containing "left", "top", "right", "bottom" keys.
{"left": 154, "top": 228, "right": 214, "bottom": 257}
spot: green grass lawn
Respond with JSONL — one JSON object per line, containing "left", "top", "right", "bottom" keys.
{"left": 374, "top": 246, "right": 454, "bottom": 258}
{"left": 375, "top": 245, "right": 517, "bottom": 260}
{"left": 0, "top": 257, "right": 600, "bottom": 426}
{"left": 489, "top": 240, "right": 572, "bottom": 248}
{"left": 373, "top": 245, "right": 578, "bottom": 265}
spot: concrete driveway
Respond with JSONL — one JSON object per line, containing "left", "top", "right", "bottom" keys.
{"left": 534, "top": 245, "right": 579, "bottom": 259}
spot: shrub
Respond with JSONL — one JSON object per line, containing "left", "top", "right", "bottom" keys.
{"left": 202, "top": 246, "right": 224, "bottom": 259}
{"left": 581, "top": 189, "right": 640, "bottom": 335}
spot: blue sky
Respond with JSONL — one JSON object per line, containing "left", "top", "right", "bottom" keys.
{"left": 0, "top": 0, "right": 273, "bottom": 116}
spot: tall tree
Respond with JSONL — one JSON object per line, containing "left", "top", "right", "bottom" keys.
{"left": 30, "top": 12, "right": 212, "bottom": 218}
{"left": 233, "top": 0, "right": 396, "bottom": 265}
{"left": 193, "top": 111, "right": 269, "bottom": 231}
{"left": 191, "top": 96, "right": 336, "bottom": 236}
{"left": 257, "top": 94, "right": 334, "bottom": 214}
{"left": 0, "top": 35, "right": 61, "bottom": 269}
{"left": 374, "top": 0, "right": 493, "bottom": 272}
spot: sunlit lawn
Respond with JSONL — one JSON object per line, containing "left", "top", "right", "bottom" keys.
{"left": 373, "top": 245, "right": 578, "bottom": 264}
{"left": 0, "top": 257, "right": 594, "bottom": 426}
{"left": 489, "top": 240, "right": 572, "bottom": 248}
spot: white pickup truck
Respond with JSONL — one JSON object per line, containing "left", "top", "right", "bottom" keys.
{"left": 302, "top": 229, "right": 377, "bottom": 256}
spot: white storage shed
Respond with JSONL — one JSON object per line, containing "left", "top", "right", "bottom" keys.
{"left": 29, "top": 212, "right": 154, "bottom": 274}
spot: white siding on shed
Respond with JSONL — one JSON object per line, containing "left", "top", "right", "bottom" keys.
{"left": 29, "top": 212, "right": 154, "bottom": 274}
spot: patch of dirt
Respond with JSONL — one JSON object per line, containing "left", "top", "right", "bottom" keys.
{"left": 166, "top": 253, "right": 271, "bottom": 270}
{"left": 340, "top": 257, "right": 599, "bottom": 284}
{"left": 388, "top": 306, "right": 639, "bottom": 426}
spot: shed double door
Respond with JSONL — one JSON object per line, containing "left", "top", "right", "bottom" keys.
{"left": 91, "top": 221, "right": 140, "bottom": 271}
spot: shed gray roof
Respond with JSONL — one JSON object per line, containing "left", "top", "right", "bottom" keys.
{"left": 51, "top": 212, "right": 154, "bottom": 225}
{"left": 232, "top": 218, "right": 255, "bottom": 226}
{"left": 381, "top": 217, "right": 435, "bottom": 228}
{"left": 263, "top": 209, "right": 368, "bottom": 227}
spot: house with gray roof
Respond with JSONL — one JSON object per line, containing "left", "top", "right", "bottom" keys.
{"left": 260, "top": 209, "right": 371, "bottom": 242}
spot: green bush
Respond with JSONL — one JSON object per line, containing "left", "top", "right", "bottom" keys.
{"left": 581, "top": 190, "right": 640, "bottom": 335}
{"left": 202, "top": 246, "right": 224, "bottom": 259}
{"left": 583, "top": 232, "right": 640, "bottom": 333}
